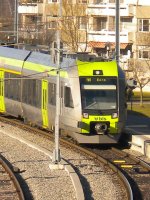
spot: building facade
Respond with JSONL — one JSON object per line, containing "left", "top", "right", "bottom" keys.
{"left": 13, "top": 0, "right": 150, "bottom": 74}
{"left": 0, "top": 0, "right": 15, "bottom": 43}
{"left": 18, "top": 0, "right": 87, "bottom": 52}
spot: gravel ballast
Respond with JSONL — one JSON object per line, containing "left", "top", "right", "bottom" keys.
{"left": 0, "top": 121, "right": 127, "bottom": 200}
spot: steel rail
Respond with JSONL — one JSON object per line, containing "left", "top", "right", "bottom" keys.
{"left": 111, "top": 147, "right": 150, "bottom": 172}
{"left": 59, "top": 139, "right": 133, "bottom": 200}
{"left": 0, "top": 156, "right": 25, "bottom": 200}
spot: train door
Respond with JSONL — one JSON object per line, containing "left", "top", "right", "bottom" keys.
{"left": 42, "top": 80, "right": 49, "bottom": 128}
{"left": 0, "top": 70, "right": 5, "bottom": 113}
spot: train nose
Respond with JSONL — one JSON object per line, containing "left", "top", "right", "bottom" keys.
{"left": 95, "top": 123, "right": 107, "bottom": 134}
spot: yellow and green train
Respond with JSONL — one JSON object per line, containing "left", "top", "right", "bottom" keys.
{"left": 0, "top": 46, "right": 127, "bottom": 143}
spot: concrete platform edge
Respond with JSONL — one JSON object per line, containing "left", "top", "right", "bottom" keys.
{"left": 125, "top": 128, "right": 150, "bottom": 158}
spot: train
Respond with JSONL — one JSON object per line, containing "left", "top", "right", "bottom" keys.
{"left": 0, "top": 46, "right": 127, "bottom": 144}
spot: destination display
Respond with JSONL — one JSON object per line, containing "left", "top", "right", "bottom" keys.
{"left": 80, "top": 77, "right": 117, "bottom": 85}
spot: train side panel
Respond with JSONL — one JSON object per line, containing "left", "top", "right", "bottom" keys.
{"left": 59, "top": 66, "right": 82, "bottom": 134}
{"left": 0, "top": 47, "right": 30, "bottom": 117}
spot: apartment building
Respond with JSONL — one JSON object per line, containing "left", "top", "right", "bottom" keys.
{"left": 18, "top": 0, "right": 87, "bottom": 52}
{"left": 87, "top": 1, "right": 150, "bottom": 68}
{"left": 0, "top": 0, "right": 15, "bottom": 42}
{"left": 87, "top": 0, "right": 132, "bottom": 60}
{"left": 18, "top": 0, "right": 150, "bottom": 71}
{"left": 18, "top": 0, "right": 44, "bottom": 44}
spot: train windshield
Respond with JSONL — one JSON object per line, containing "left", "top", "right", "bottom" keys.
{"left": 81, "top": 85, "right": 117, "bottom": 110}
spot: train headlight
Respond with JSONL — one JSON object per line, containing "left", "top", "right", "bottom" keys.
{"left": 93, "top": 70, "right": 103, "bottom": 75}
{"left": 111, "top": 113, "right": 118, "bottom": 119}
{"left": 83, "top": 113, "right": 89, "bottom": 119}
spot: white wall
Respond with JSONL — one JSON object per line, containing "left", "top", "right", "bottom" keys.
{"left": 124, "top": 0, "right": 150, "bottom": 6}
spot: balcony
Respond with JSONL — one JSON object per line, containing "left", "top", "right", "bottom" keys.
{"left": 87, "top": 4, "right": 134, "bottom": 17}
{"left": 20, "top": 0, "right": 43, "bottom": 3}
{"left": 18, "top": 3, "right": 43, "bottom": 14}
{"left": 88, "top": 30, "right": 131, "bottom": 43}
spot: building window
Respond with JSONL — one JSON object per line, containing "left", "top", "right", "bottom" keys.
{"left": 78, "top": 0, "right": 88, "bottom": 3}
{"left": 139, "top": 19, "right": 150, "bottom": 32}
{"left": 48, "top": 0, "right": 59, "bottom": 3}
{"left": 139, "top": 48, "right": 150, "bottom": 60}
{"left": 79, "top": 17, "right": 87, "bottom": 30}
{"left": 46, "top": 15, "right": 58, "bottom": 29}
{"left": 108, "top": 16, "right": 115, "bottom": 31}
{"left": 109, "top": 0, "right": 115, "bottom": 3}
{"left": 47, "top": 21, "right": 57, "bottom": 29}
{"left": 93, "top": 0, "right": 123, "bottom": 4}
{"left": 94, "top": 0, "right": 104, "bottom": 3}
{"left": 93, "top": 17, "right": 107, "bottom": 31}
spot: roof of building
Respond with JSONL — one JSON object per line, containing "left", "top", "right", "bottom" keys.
{"left": 88, "top": 41, "right": 131, "bottom": 49}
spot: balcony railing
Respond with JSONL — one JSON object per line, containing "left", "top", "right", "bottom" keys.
{"left": 18, "top": 3, "right": 43, "bottom": 14}
{"left": 87, "top": 4, "right": 134, "bottom": 17}
{"left": 88, "top": 30, "right": 130, "bottom": 43}
{"left": 20, "top": 0, "right": 43, "bottom": 4}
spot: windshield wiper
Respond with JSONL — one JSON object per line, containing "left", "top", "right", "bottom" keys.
{"left": 86, "top": 101, "right": 97, "bottom": 109}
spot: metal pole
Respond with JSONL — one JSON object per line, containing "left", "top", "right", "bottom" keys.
{"left": 115, "top": 0, "right": 120, "bottom": 120}
{"left": 14, "top": 0, "right": 18, "bottom": 44}
{"left": 115, "top": 0, "right": 120, "bottom": 65}
{"left": 52, "top": 0, "right": 62, "bottom": 164}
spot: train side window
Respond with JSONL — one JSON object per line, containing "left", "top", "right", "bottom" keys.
{"left": 22, "top": 79, "right": 41, "bottom": 108}
{"left": 35, "top": 80, "right": 41, "bottom": 108}
{"left": 48, "top": 83, "right": 56, "bottom": 105}
{"left": 4, "top": 72, "right": 21, "bottom": 101}
{"left": 64, "top": 86, "right": 74, "bottom": 108}
{"left": 22, "top": 79, "right": 28, "bottom": 104}
{"left": 4, "top": 72, "right": 10, "bottom": 98}
{"left": 24, "top": 79, "right": 35, "bottom": 106}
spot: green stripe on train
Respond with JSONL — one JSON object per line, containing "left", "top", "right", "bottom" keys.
{"left": 24, "top": 62, "right": 68, "bottom": 78}
{"left": 42, "top": 80, "right": 49, "bottom": 128}
{"left": 0, "top": 56, "right": 23, "bottom": 68}
{"left": 0, "top": 56, "right": 68, "bottom": 78}
{"left": 0, "top": 70, "right": 5, "bottom": 112}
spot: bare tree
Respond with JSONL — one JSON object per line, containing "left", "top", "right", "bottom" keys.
{"left": 129, "top": 59, "right": 150, "bottom": 106}
{"left": 61, "top": 1, "right": 88, "bottom": 52}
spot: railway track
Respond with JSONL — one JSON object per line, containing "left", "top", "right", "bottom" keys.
{"left": 0, "top": 114, "right": 150, "bottom": 200}
{"left": 0, "top": 155, "right": 25, "bottom": 200}
{"left": 86, "top": 146, "right": 150, "bottom": 200}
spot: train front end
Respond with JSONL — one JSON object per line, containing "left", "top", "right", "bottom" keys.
{"left": 76, "top": 60, "right": 126, "bottom": 144}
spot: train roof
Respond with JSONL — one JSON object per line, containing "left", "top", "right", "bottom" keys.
{"left": 0, "top": 46, "right": 124, "bottom": 79}
{"left": 0, "top": 46, "right": 76, "bottom": 69}
{"left": 0, "top": 46, "right": 30, "bottom": 60}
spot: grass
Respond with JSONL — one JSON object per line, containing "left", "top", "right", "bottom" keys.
{"left": 132, "top": 91, "right": 150, "bottom": 101}
{"left": 127, "top": 103, "right": 150, "bottom": 118}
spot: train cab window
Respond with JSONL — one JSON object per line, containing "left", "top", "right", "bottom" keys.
{"left": 48, "top": 83, "right": 56, "bottom": 105}
{"left": 5, "top": 72, "right": 21, "bottom": 101}
{"left": 81, "top": 84, "right": 117, "bottom": 110}
{"left": 64, "top": 86, "right": 74, "bottom": 108}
